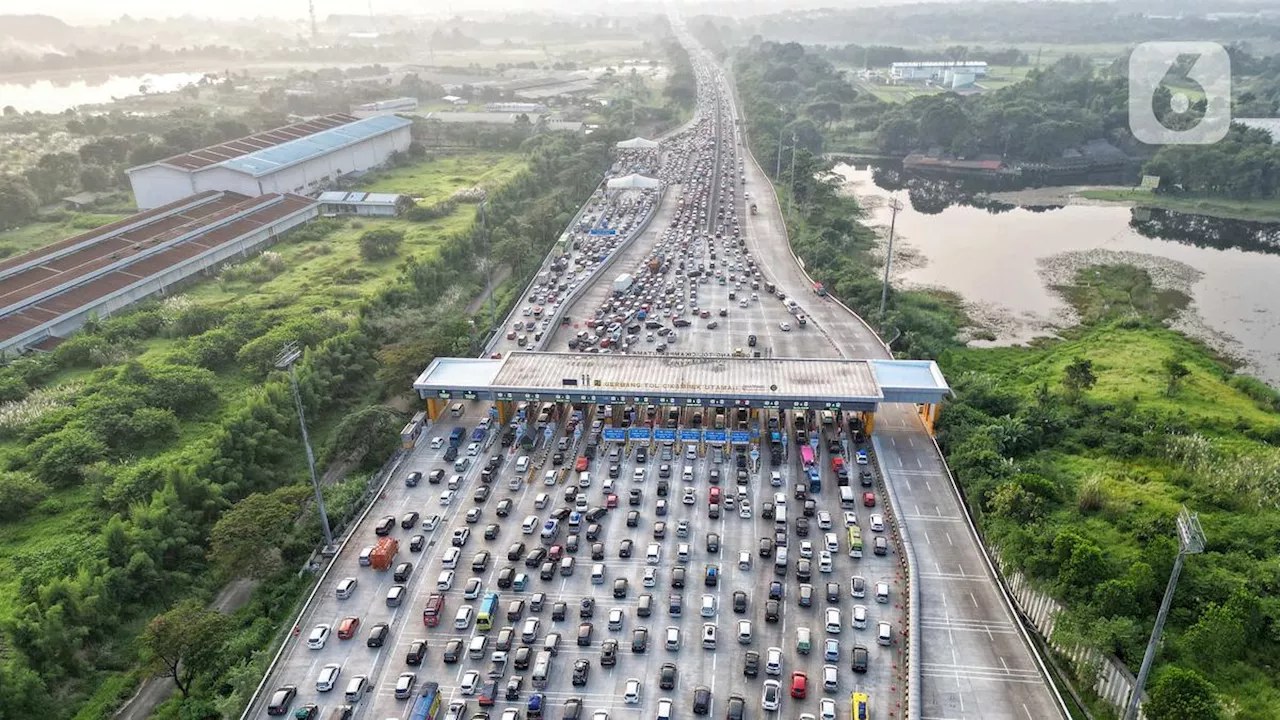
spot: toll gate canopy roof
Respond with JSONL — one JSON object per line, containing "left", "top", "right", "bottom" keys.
{"left": 414, "top": 352, "right": 950, "bottom": 411}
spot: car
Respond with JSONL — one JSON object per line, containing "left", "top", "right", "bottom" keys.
{"left": 693, "top": 686, "right": 711, "bottom": 716}
{"left": 431, "top": 437, "right": 446, "bottom": 449}
{"left": 601, "top": 639, "right": 618, "bottom": 665}
{"left": 572, "top": 659, "right": 590, "bottom": 686}
{"left": 316, "top": 663, "right": 342, "bottom": 692}
{"left": 395, "top": 672, "right": 417, "bottom": 700}
{"left": 307, "top": 623, "right": 331, "bottom": 649}
{"left": 761, "top": 680, "right": 781, "bottom": 712}
{"left": 825, "top": 638, "right": 840, "bottom": 662}
{"left": 409, "top": 534, "right": 426, "bottom": 552}
{"left": 727, "top": 695, "right": 746, "bottom": 720}
{"left": 452, "top": 528, "right": 470, "bottom": 547}
{"left": 733, "top": 590, "right": 747, "bottom": 613}
{"left": 790, "top": 671, "right": 808, "bottom": 698}
{"left": 737, "top": 619, "right": 752, "bottom": 644}
{"left": 461, "top": 671, "right": 482, "bottom": 696}
{"left": 870, "top": 514, "right": 885, "bottom": 532}
{"left": 843, "top": 511, "right": 859, "bottom": 527}
{"left": 856, "top": 450, "right": 868, "bottom": 465}
{"left": 485, "top": 524, "right": 500, "bottom": 540}
{"left": 766, "top": 646, "right": 783, "bottom": 676}
{"left": 779, "top": 322, "right": 791, "bottom": 331}
{"left": 817, "top": 511, "right": 832, "bottom": 529}
{"left": 367, "top": 622, "right": 390, "bottom": 647}
{"left": 820, "top": 698, "right": 837, "bottom": 720}
{"left": 405, "top": 471, "right": 423, "bottom": 488}
{"left": 863, "top": 492, "right": 876, "bottom": 507}
{"left": 564, "top": 699, "right": 583, "bottom": 720}
{"left": 874, "top": 536, "right": 888, "bottom": 555}
{"left": 336, "top": 616, "right": 360, "bottom": 640}
{"left": 266, "top": 685, "right": 297, "bottom": 716}
{"left": 682, "top": 487, "right": 695, "bottom": 505}
{"left": 464, "top": 577, "right": 483, "bottom": 599}
{"left": 706, "top": 533, "right": 720, "bottom": 553}
{"left": 660, "top": 662, "right": 678, "bottom": 689}
{"left": 624, "top": 678, "right": 642, "bottom": 705}
{"left": 443, "top": 639, "right": 463, "bottom": 663}
{"left": 851, "top": 645, "right": 869, "bottom": 673}
{"left": 799, "top": 584, "right": 813, "bottom": 607}
{"left": 744, "top": 650, "right": 760, "bottom": 677}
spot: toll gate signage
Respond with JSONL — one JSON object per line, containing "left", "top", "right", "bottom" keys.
{"left": 603, "top": 428, "right": 626, "bottom": 442}
{"left": 705, "top": 430, "right": 728, "bottom": 443}
{"left": 435, "top": 390, "right": 451, "bottom": 398}
{"left": 628, "top": 428, "right": 651, "bottom": 441}
{"left": 679, "top": 430, "right": 702, "bottom": 442}
{"left": 463, "top": 391, "right": 478, "bottom": 400}
{"left": 791, "top": 401, "right": 810, "bottom": 409}
{"left": 654, "top": 428, "right": 676, "bottom": 441}
{"left": 730, "top": 431, "right": 751, "bottom": 444}
{"left": 683, "top": 397, "right": 702, "bottom": 406}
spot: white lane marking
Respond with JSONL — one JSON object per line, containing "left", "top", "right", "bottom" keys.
{"left": 946, "top": 532, "right": 954, "bottom": 546}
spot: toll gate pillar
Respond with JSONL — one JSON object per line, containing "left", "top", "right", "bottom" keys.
{"left": 862, "top": 411, "right": 876, "bottom": 436}
{"left": 918, "top": 403, "right": 940, "bottom": 435}
{"left": 496, "top": 401, "right": 516, "bottom": 425}
{"left": 426, "top": 398, "right": 446, "bottom": 421}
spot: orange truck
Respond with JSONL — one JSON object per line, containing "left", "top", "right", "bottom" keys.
{"left": 370, "top": 536, "right": 399, "bottom": 570}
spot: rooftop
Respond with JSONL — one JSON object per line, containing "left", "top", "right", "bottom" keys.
{"left": 218, "top": 115, "right": 412, "bottom": 177}
{"left": 137, "top": 114, "right": 358, "bottom": 172}
{"left": 317, "top": 191, "right": 407, "bottom": 206}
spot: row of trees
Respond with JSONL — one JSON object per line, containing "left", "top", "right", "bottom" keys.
{"left": 1145, "top": 124, "right": 1280, "bottom": 199}
{"left": 733, "top": 39, "right": 961, "bottom": 360}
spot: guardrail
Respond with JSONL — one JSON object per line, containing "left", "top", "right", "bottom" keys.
{"left": 237, "top": 449, "right": 408, "bottom": 720}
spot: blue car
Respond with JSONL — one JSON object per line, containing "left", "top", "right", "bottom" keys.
{"left": 855, "top": 450, "right": 869, "bottom": 465}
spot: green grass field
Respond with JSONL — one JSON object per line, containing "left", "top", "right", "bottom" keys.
{"left": 0, "top": 213, "right": 130, "bottom": 258}
{"left": 363, "top": 153, "right": 525, "bottom": 200}
{"left": 1079, "top": 188, "right": 1280, "bottom": 222}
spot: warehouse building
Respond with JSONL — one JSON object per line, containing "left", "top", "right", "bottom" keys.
{"left": 318, "top": 191, "right": 413, "bottom": 217}
{"left": 0, "top": 190, "right": 317, "bottom": 355}
{"left": 126, "top": 113, "right": 413, "bottom": 210}
{"left": 891, "top": 61, "right": 988, "bottom": 82}
{"left": 351, "top": 97, "right": 420, "bottom": 117}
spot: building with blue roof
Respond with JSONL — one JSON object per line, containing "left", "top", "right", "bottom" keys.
{"left": 126, "top": 114, "right": 413, "bottom": 209}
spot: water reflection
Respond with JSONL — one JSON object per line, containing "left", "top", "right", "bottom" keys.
{"left": 0, "top": 72, "right": 207, "bottom": 113}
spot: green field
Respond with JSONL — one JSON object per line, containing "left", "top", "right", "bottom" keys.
{"left": 362, "top": 153, "right": 525, "bottom": 199}
{"left": 1079, "top": 188, "right": 1280, "bottom": 222}
{"left": 0, "top": 212, "right": 130, "bottom": 258}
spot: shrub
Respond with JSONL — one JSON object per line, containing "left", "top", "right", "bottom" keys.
{"left": 358, "top": 227, "right": 405, "bottom": 261}
{"left": 1077, "top": 475, "right": 1106, "bottom": 512}
{"left": 0, "top": 471, "right": 50, "bottom": 518}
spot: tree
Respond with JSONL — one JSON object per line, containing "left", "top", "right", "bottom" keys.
{"left": 79, "top": 165, "right": 111, "bottom": 192}
{"left": 1062, "top": 357, "right": 1096, "bottom": 402}
{"left": 1144, "top": 666, "right": 1221, "bottom": 720}
{"left": 1163, "top": 357, "right": 1191, "bottom": 396}
{"left": 0, "top": 174, "right": 40, "bottom": 230}
{"left": 138, "top": 600, "right": 231, "bottom": 699}
{"left": 358, "top": 227, "right": 405, "bottom": 261}
{"left": 208, "top": 488, "right": 302, "bottom": 579}
{"left": 330, "top": 405, "right": 404, "bottom": 470}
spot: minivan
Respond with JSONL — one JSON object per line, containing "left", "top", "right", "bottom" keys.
{"left": 344, "top": 675, "right": 368, "bottom": 703}
{"left": 516, "top": 456, "right": 531, "bottom": 473}
{"left": 876, "top": 582, "right": 890, "bottom": 604}
{"left": 591, "top": 563, "right": 605, "bottom": 584}
{"left": 877, "top": 622, "right": 893, "bottom": 646}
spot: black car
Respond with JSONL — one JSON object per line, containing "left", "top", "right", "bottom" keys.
{"left": 626, "top": 510, "right": 640, "bottom": 527}
{"left": 375, "top": 516, "right": 396, "bottom": 536}
{"left": 572, "top": 659, "right": 590, "bottom": 686}
{"left": 743, "top": 650, "right": 759, "bottom": 677}
{"left": 513, "top": 646, "right": 531, "bottom": 670}
{"left": 600, "top": 639, "right": 618, "bottom": 666}
{"left": 367, "top": 622, "right": 390, "bottom": 647}
{"left": 485, "top": 524, "right": 500, "bottom": 540}
{"left": 619, "top": 539, "right": 633, "bottom": 558}
{"left": 497, "top": 567, "right": 515, "bottom": 588}
{"left": 851, "top": 645, "right": 870, "bottom": 673}
{"left": 796, "top": 517, "right": 810, "bottom": 537}
{"left": 473, "top": 486, "right": 491, "bottom": 503}
{"left": 444, "top": 446, "right": 459, "bottom": 461}
{"left": 580, "top": 597, "right": 595, "bottom": 618}
{"left": 551, "top": 507, "right": 571, "bottom": 520}
{"left": 509, "top": 542, "right": 527, "bottom": 561}
{"left": 660, "top": 663, "right": 678, "bottom": 689}
{"left": 266, "top": 685, "right": 297, "bottom": 716}
{"left": 585, "top": 507, "right": 607, "bottom": 522}
{"left": 748, "top": 334, "right": 757, "bottom": 347}
{"left": 409, "top": 534, "right": 426, "bottom": 552}
{"left": 405, "top": 471, "right": 423, "bottom": 487}
{"left": 496, "top": 499, "right": 513, "bottom": 517}
{"left": 861, "top": 470, "right": 874, "bottom": 487}
{"left": 693, "top": 686, "right": 711, "bottom": 715}
{"left": 591, "top": 543, "right": 605, "bottom": 561}
{"left": 406, "top": 639, "right": 427, "bottom": 665}
{"left": 393, "top": 562, "right": 413, "bottom": 582}
{"left": 613, "top": 578, "right": 628, "bottom": 598}
{"left": 733, "top": 591, "right": 747, "bottom": 614}
{"left": 524, "top": 547, "right": 547, "bottom": 568}
{"left": 636, "top": 447, "right": 648, "bottom": 463}
{"left": 552, "top": 602, "right": 567, "bottom": 621}
{"left": 672, "top": 567, "right": 686, "bottom": 588}
{"left": 631, "top": 627, "right": 648, "bottom": 653}
{"left": 429, "top": 469, "right": 446, "bottom": 484}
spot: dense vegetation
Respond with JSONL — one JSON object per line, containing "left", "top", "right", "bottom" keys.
{"left": 733, "top": 39, "right": 962, "bottom": 359}
{"left": 937, "top": 266, "right": 1280, "bottom": 719}
{"left": 0, "top": 127, "right": 620, "bottom": 719}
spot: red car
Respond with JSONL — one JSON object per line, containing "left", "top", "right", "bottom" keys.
{"left": 576, "top": 456, "right": 590, "bottom": 472}
{"left": 549, "top": 545, "right": 564, "bottom": 561}
{"left": 606, "top": 494, "right": 618, "bottom": 509}
{"left": 863, "top": 492, "right": 876, "bottom": 508}
{"left": 790, "top": 671, "right": 808, "bottom": 698}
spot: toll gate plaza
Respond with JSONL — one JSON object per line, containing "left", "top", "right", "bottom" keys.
{"left": 413, "top": 351, "right": 951, "bottom": 439}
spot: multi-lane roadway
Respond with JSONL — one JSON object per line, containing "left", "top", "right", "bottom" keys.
{"left": 245, "top": 18, "right": 1067, "bottom": 720}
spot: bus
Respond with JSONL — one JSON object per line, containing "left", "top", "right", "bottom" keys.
{"left": 847, "top": 527, "right": 863, "bottom": 558}
{"left": 799, "top": 445, "right": 816, "bottom": 468}
{"left": 851, "top": 692, "right": 869, "bottom": 720}
{"left": 477, "top": 592, "right": 499, "bottom": 631}
{"left": 410, "top": 682, "right": 442, "bottom": 720}
{"left": 423, "top": 593, "right": 445, "bottom": 627}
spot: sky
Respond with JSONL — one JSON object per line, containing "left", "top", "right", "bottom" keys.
{"left": 4, "top": 0, "right": 656, "bottom": 23}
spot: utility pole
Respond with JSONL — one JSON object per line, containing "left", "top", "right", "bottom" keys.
{"left": 775, "top": 120, "right": 787, "bottom": 178}
{"left": 1122, "top": 508, "right": 1205, "bottom": 720}
{"left": 479, "top": 195, "right": 496, "bottom": 338}
{"left": 275, "top": 343, "right": 335, "bottom": 553}
{"left": 308, "top": 0, "right": 317, "bottom": 40}
{"left": 878, "top": 196, "right": 904, "bottom": 320}
{"left": 786, "top": 132, "right": 797, "bottom": 221}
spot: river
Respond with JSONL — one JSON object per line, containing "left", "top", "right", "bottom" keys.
{"left": 1, "top": 72, "right": 208, "bottom": 113}
{"left": 837, "top": 163, "right": 1280, "bottom": 385}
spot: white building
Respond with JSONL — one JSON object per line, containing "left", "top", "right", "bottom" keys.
{"left": 126, "top": 114, "right": 413, "bottom": 210}
{"left": 485, "top": 102, "right": 548, "bottom": 113}
{"left": 318, "top": 191, "right": 412, "bottom": 217}
{"left": 891, "top": 61, "right": 988, "bottom": 81}
{"left": 351, "top": 97, "right": 420, "bottom": 117}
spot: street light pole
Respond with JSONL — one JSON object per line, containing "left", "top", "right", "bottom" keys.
{"left": 775, "top": 119, "right": 787, "bottom": 178}
{"left": 479, "top": 196, "right": 496, "bottom": 337}
{"left": 878, "top": 196, "right": 904, "bottom": 320}
{"left": 275, "top": 342, "right": 335, "bottom": 552}
{"left": 786, "top": 132, "right": 797, "bottom": 221}
{"left": 1122, "top": 508, "right": 1206, "bottom": 720}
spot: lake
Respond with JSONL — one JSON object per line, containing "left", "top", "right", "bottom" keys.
{"left": 837, "top": 163, "right": 1280, "bottom": 385}
{"left": 1, "top": 72, "right": 208, "bottom": 113}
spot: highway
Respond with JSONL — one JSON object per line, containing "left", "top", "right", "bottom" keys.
{"left": 244, "top": 17, "right": 1067, "bottom": 720}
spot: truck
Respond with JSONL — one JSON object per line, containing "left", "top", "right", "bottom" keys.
{"left": 647, "top": 257, "right": 661, "bottom": 273}
{"left": 813, "top": 282, "right": 827, "bottom": 296}
{"left": 369, "top": 536, "right": 399, "bottom": 571}
{"left": 449, "top": 427, "right": 467, "bottom": 448}
{"left": 613, "top": 273, "right": 634, "bottom": 295}
{"left": 749, "top": 202, "right": 758, "bottom": 215}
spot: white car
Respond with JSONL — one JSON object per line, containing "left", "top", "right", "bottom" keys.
{"left": 818, "top": 551, "right": 833, "bottom": 573}
{"left": 817, "top": 511, "right": 832, "bottom": 529}
{"left": 448, "top": 474, "right": 463, "bottom": 490}
{"left": 870, "top": 514, "right": 885, "bottom": 532}
{"left": 437, "top": 570, "right": 455, "bottom": 590}
{"left": 624, "top": 678, "right": 642, "bottom": 705}
{"left": 737, "top": 619, "right": 752, "bottom": 644}
{"left": 522, "top": 515, "right": 539, "bottom": 534}
{"left": 799, "top": 541, "right": 813, "bottom": 559}
{"left": 824, "top": 533, "right": 839, "bottom": 553}
{"left": 544, "top": 471, "right": 557, "bottom": 485}
{"left": 853, "top": 605, "right": 868, "bottom": 630}
{"left": 633, "top": 468, "right": 646, "bottom": 482}
{"left": 843, "top": 511, "right": 858, "bottom": 527}
{"left": 779, "top": 322, "right": 792, "bottom": 331}
{"left": 739, "top": 501, "right": 752, "bottom": 519}
{"left": 423, "top": 514, "right": 441, "bottom": 530}
{"left": 644, "top": 567, "right": 658, "bottom": 587}
{"left": 439, "top": 490, "right": 455, "bottom": 506}
{"left": 770, "top": 471, "right": 783, "bottom": 487}
{"left": 431, "top": 437, "right": 445, "bottom": 449}
{"left": 825, "top": 608, "right": 842, "bottom": 634}
{"left": 682, "top": 487, "right": 696, "bottom": 505}
{"left": 761, "top": 680, "right": 781, "bottom": 711}
{"left": 766, "top": 646, "right": 783, "bottom": 676}
{"left": 657, "top": 698, "right": 673, "bottom": 720}
{"left": 820, "top": 698, "right": 837, "bottom": 720}
{"left": 442, "top": 547, "right": 460, "bottom": 569}
{"left": 316, "top": 663, "right": 341, "bottom": 692}
{"left": 467, "top": 442, "right": 481, "bottom": 456}
{"left": 307, "top": 623, "right": 331, "bottom": 649}
{"left": 464, "top": 577, "right": 483, "bottom": 599}
{"left": 460, "top": 670, "right": 481, "bottom": 695}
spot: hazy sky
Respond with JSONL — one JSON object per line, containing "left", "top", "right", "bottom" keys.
{"left": 6, "top": 0, "right": 649, "bottom": 23}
